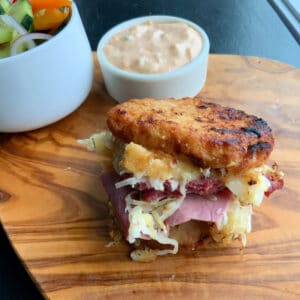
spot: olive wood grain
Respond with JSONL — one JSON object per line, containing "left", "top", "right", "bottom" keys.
{"left": 0, "top": 54, "right": 299, "bottom": 299}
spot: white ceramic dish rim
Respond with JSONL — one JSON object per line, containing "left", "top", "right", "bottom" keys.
{"left": 97, "top": 15, "right": 210, "bottom": 82}
{"left": 0, "top": 2, "right": 77, "bottom": 65}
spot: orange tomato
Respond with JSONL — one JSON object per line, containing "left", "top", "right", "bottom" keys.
{"left": 33, "top": 8, "right": 70, "bottom": 31}
{"left": 29, "top": 0, "right": 71, "bottom": 13}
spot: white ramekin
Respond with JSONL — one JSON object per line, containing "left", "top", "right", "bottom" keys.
{"left": 97, "top": 15, "right": 210, "bottom": 103}
{"left": 0, "top": 3, "right": 94, "bottom": 132}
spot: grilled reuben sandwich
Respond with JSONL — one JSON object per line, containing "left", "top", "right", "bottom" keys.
{"left": 81, "top": 97, "right": 284, "bottom": 261}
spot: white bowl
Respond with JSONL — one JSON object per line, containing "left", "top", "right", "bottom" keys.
{"left": 97, "top": 15, "right": 210, "bottom": 103}
{"left": 0, "top": 3, "right": 94, "bottom": 133}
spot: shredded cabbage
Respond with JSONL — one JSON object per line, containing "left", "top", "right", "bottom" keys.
{"left": 125, "top": 192, "right": 181, "bottom": 210}
{"left": 126, "top": 205, "right": 179, "bottom": 255}
{"left": 169, "top": 179, "right": 179, "bottom": 191}
{"left": 156, "top": 233, "right": 178, "bottom": 255}
{"left": 155, "top": 198, "right": 184, "bottom": 221}
{"left": 115, "top": 177, "right": 142, "bottom": 189}
{"left": 78, "top": 131, "right": 114, "bottom": 152}
{"left": 125, "top": 189, "right": 184, "bottom": 255}
{"left": 148, "top": 178, "right": 165, "bottom": 191}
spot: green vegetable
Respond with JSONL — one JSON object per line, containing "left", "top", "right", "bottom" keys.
{"left": 20, "top": 14, "right": 33, "bottom": 31}
{"left": 0, "top": 18, "right": 22, "bottom": 59}
{"left": 0, "top": 24, "right": 13, "bottom": 43}
{"left": 8, "top": 0, "right": 34, "bottom": 32}
{"left": 0, "top": 0, "right": 11, "bottom": 15}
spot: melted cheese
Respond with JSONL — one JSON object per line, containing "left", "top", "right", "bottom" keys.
{"left": 210, "top": 200, "right": 252, "bottom": 246}
{"left": 225, "top": 166, "right": 272, "bottom": 206}
{"left": 120, "top": 142, "right": 208, "bottom": 182}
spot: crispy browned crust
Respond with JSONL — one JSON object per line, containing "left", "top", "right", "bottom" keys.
{"left": 107, "top": 97, "right": 274, "bottom": 173}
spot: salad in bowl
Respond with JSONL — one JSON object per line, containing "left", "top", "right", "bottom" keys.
{"left": 0, "top": 0, "right": 93, "bottom": 132}
{"left": 0, "top": 0, "right": 72, "bottom": 58}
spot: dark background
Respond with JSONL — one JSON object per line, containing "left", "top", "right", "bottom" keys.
{"left": 0, "top": 1, "right": 299, "bottom": 299}
{"left": 76, "top": 0, "right": 300, "bottom": 67}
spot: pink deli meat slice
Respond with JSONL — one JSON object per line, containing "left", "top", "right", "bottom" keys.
{"left": 101, "top": 172, "right": 131, "bottom": 237}
{"left": 134, "top": 178, "right": 224, "bottom": 202}
{"left": 265, "top": 176, "right": 284, "bottom": 197}
{"left": 165, "top": 189, "right": 233, "bottom": 227}
{"left": 101, "top": 172, "right": 233, "bottom": 240}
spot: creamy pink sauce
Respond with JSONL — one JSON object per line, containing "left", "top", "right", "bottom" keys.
{"left": 103, "top": 21, "right": 203, "bottom": 74}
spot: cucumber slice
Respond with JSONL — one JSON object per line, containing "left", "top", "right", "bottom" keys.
{"left": 20, "top": 14, "right": 33, "bottom": 31}
{"left": 8, "top": 0, "right": 33, "bottom": 32}
{"left": 0, "top": 25, "right": 13, "bottom": 43}
{"left": 0, "top": 0, "right": 11, "bottom": 15}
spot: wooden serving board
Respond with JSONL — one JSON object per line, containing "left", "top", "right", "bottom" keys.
{"left": 0, "top": 54, "right": 300, "bottom": 299}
